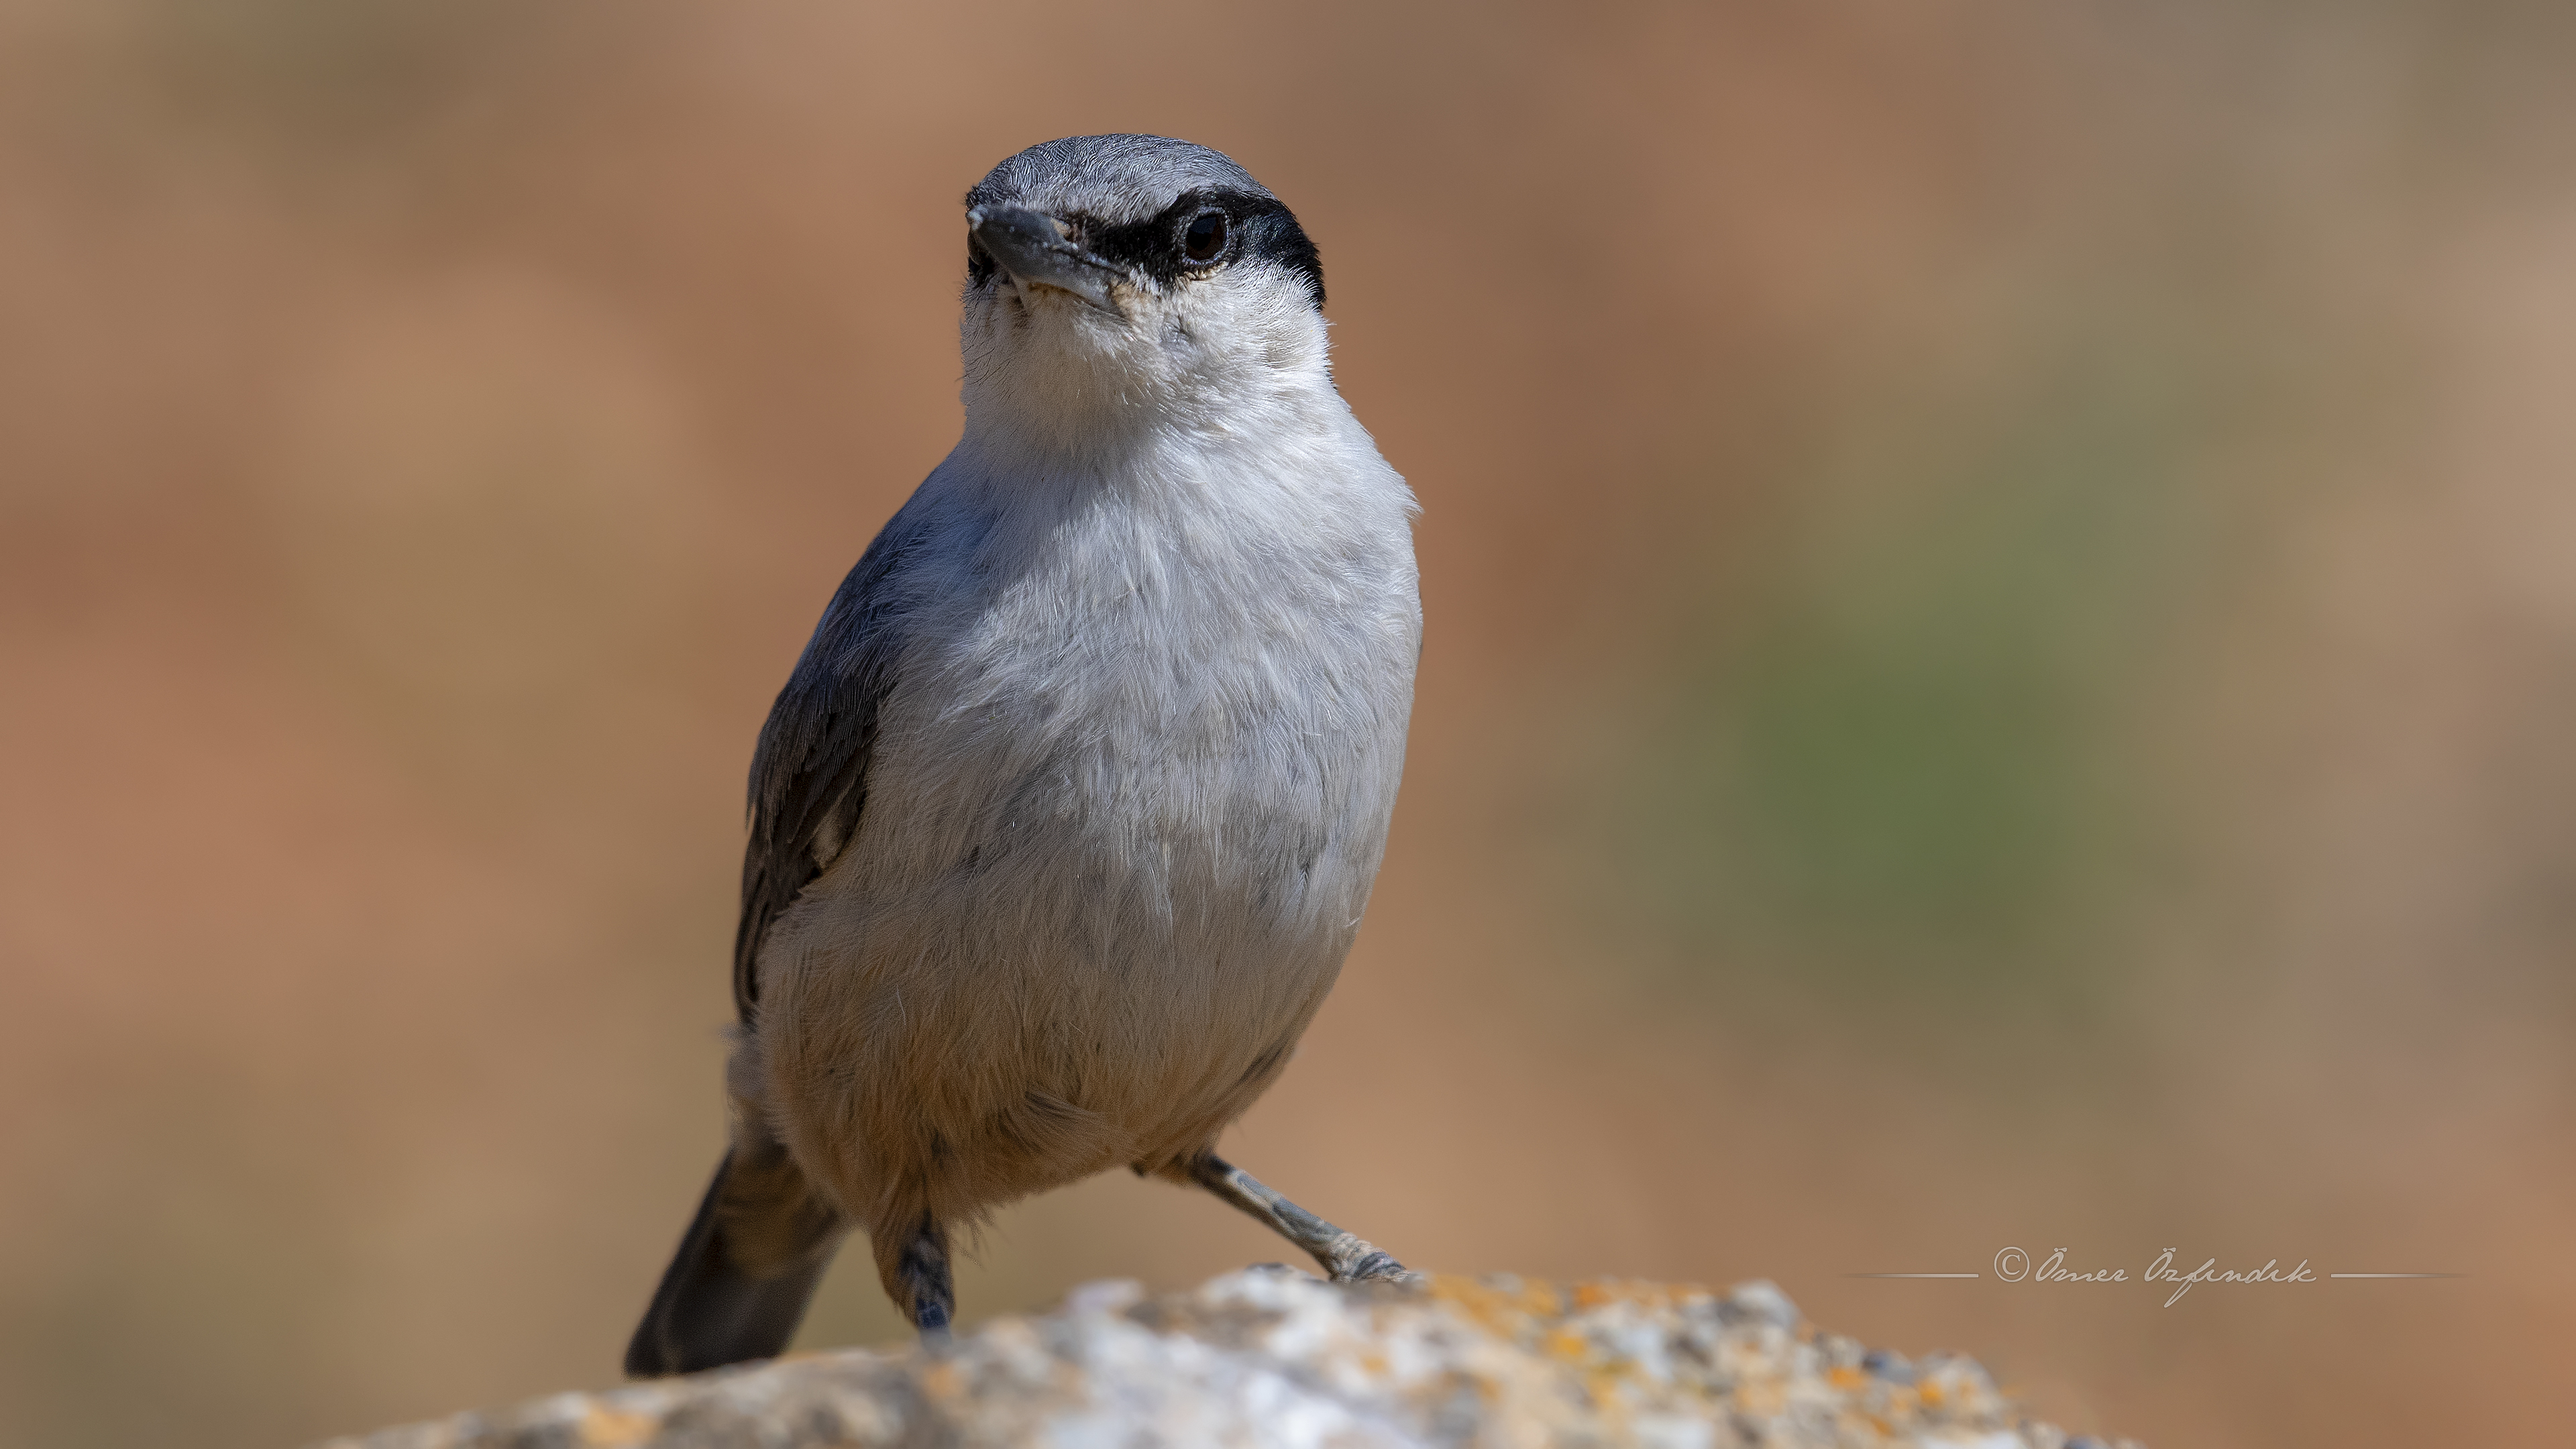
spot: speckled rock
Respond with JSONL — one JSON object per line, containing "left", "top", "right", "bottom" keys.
{"left": 321, "top": 1271, "right": 2139, "bottom": 1449}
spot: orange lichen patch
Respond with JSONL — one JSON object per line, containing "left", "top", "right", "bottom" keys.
{"left": 1570, "top": 1279, "right": 1687, "bottom": 1313}
{"left": 1428, "top": 1274, "right": 1566, "bottom": 1336}
{"left": 1542, "top": 1327, "right": 1592, "bottom": 1363}
{"left": 575, "top": 1406, "right": 658, "bottom": 1447}
{"left": 1917, "top": 1379, "right": 1947, "bottom": 1409}
{"left": 917, "top": 1360, "right": 965, "bottom": 1403}
{"left": 1582, "top": 1368, "right": 1636, "bottom": 1412}
{"left": 1828, "top": 1365, "right": 1865, "bottom": 1391}
{"left": 1733, "top": 1375, "right": 1787, "bottom": 1417}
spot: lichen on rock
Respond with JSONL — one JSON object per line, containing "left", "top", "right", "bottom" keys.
{"left": 321, "top": 1270, "right": 2139, "bottom": 1448}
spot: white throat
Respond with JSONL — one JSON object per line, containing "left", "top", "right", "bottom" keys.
{"left": 957, "top": 273, "right": 1340, "bottom": 472}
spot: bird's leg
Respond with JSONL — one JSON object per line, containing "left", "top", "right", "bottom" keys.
{"left": 894, "top": 1216, "right": 955, "bottom": 1340}
{"left": 1187, "top": 1152, "right": 1415, "bottom": 1283}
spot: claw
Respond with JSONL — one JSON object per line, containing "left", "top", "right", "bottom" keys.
{"left": 1334, "top": 1249, "right": 1421, "bottom": 1285}
{"left": 1340, "top": 1250, "right": 1398, "bottom": 1280}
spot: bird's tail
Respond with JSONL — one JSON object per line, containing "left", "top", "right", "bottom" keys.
{"left": 625, "top": 1135, "right": 846, "bottom": 1378}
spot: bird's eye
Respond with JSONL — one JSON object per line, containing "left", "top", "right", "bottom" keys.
{"left": 1182, "top": 210, "right": 1227, "bottom": 264}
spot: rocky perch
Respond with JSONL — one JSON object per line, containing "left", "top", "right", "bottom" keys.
{"left": 324, "top": 1271, "right": 2140, "bottom": 1448}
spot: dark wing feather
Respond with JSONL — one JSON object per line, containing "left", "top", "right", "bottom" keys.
{"left": 733, "top": 515, "right": 918, "bottom": 1024}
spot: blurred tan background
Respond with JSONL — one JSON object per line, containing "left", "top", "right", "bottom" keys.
{"left": 3, "top": 1, "right": 2571, "bottom": 1444}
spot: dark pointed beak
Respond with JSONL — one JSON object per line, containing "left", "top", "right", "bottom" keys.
{"left": 967, "top": 205, "right": 1124, "bottom": 315}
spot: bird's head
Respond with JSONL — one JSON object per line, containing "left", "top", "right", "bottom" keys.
{"left": 957, "top": 135, "right": 1332, "bottom": 454}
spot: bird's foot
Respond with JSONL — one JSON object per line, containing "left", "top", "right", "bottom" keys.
{"left": 1191, "top": 1153, "right": 1424, "bottom": 1287}
{"left": 1320, "top": 1234, "right": 1424, "bottom": 1286}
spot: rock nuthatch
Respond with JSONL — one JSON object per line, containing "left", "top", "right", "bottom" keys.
{"left": 627, "top": 135, "right": 1420, "bottom": 1375}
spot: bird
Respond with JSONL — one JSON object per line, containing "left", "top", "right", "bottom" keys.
{"left": 624, "top": 134, "right": 1423, "bottom": 1377}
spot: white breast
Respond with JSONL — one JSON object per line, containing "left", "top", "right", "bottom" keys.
{"left": 755, "top": 398, "right": 1417, "bottom": 1230}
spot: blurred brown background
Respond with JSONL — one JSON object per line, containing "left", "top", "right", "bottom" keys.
{"left": 3, "top": 1, "right": 2571, "bottom": 1444}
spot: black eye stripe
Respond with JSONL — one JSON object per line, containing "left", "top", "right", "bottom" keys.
{"left": 1000, "top": 188, "right": 1321, "bottom": 311}
{"left": 958, "top": 188, "right": 1324, "bottom": 310}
